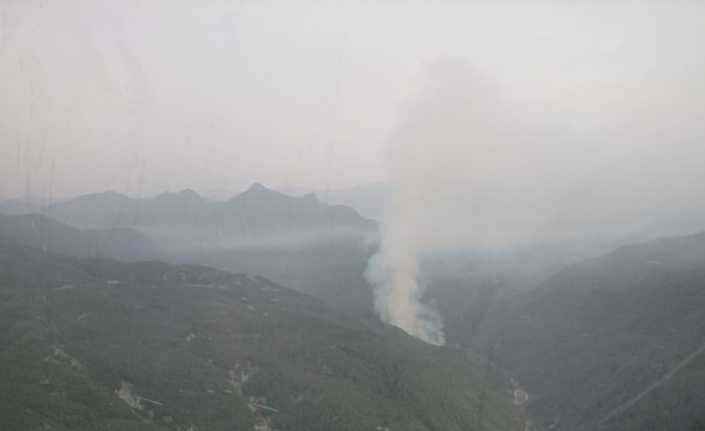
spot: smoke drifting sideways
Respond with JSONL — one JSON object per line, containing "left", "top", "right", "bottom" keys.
{"left": 366, "top": 58, "right": 705, "bottom": 344}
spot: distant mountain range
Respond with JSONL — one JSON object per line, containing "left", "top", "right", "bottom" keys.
{"left": 0, "top": 182, "right": 384, "bottom": 243}
{"left": 0, "top": 238, "right": 521, "bottom": 431}
{"left": 44, "top": 184, "right": 374, "bottom": 236}
{"left": 0, "top": 185, "right": 379, "bottom": 315}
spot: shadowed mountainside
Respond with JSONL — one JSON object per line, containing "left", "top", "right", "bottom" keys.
{"left": 470, "top": 232, "right": 705, "bottom": 431}
{"left": 0, "top": 213, "right": 159, "bottom": 261}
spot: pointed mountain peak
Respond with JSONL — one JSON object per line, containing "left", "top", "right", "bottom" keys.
{"left": 246, "top": 183, "right": 269, "bottom": 193}
{"left": 236, "top": 183, "right": 285, "bottom": 199}
{"left": 175, "top": 189, "right": 205, "bottom": 201}
{"left": 178, "top": 188, "right": 199, "bottom": 197}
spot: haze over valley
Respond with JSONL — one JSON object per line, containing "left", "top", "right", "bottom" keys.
{"left": 2, "top": 1, "right": 705, "bottom": 430}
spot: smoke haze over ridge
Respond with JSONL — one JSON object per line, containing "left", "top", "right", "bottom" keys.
{"left": 367, "top": 58, "right": 705, "bottom": 343}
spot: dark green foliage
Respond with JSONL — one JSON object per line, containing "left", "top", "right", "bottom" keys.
{"left": 0, "top": 240, "right": 519, "bottom": 431}
{"left": 471, "top": 232, "right": 705, "bottom": 431}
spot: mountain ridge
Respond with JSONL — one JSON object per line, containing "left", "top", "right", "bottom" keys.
{"left": 43, "top": 184, "right": 375, "bottom": 237}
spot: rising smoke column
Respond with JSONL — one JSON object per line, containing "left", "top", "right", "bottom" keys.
{"left": 366, "top": 57, "right": 705, "bottom": 344}
{"left": 366, "top": 192, "right": 446, "bottom": 345}
{"left": 365, "top": 60, "right": 501, "bottom": 345}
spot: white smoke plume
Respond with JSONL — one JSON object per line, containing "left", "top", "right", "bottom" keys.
{"left": 366, "top": 218, "right": 445, "bottom": 345}
{"left": 367, "top": 58, "right": 705, "bottom": 344}
{"left": 365, "top": 60, "right": 502, "bottom": 345}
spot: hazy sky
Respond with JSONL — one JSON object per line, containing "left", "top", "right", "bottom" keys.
{"left": 1, "top": 0, "right": 704, "bottom": 202}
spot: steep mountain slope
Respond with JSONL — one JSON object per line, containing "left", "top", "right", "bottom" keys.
{"left": 429, "top": 242, "right": 613, "bottom": 347}
{"left": 177, "top": 233, "right": 376, "bottom": 316}
{"left": 46, "top": 191, "right": 133, "bottom": 228}
{"left": 471, "top": 232, "right": 705, "bottom": 431}
{"left": 0, "top": 240, "right": 521, "bottom": 431}
{"left": 0, "top": 214, "right": 159, "bottom": 261}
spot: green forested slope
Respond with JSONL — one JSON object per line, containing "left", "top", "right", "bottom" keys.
{"left": 0, "top": 239, "right": 519, "bottom": 431}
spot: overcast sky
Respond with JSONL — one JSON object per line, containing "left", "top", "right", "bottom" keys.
{"left": 1, "top": 0, "right": 704, "bottom": 203}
